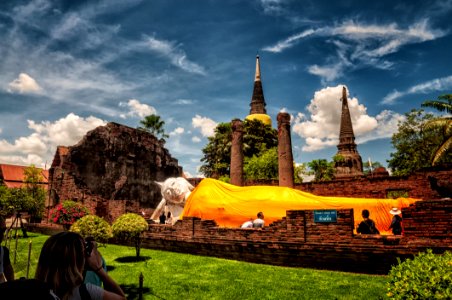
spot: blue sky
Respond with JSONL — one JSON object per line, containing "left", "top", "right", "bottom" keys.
{"left": 0, "top": 0, "right": 451, "bottom": 177}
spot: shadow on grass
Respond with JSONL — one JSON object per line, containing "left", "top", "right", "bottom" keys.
{"left": 120, "top": 283, "right": 166, "bottom": 300}
{"left": 106, "top": 266, "right": 116, "bottom": 272}
{"left": 115, "top": 256, "right": 151, "bottom": 263}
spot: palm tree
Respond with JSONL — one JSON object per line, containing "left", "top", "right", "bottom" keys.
{"left": 138, "top": 114, "right": 169, "bottom": 140}
{"left": 421, "top": 94, "right": 452, "bottom": 165}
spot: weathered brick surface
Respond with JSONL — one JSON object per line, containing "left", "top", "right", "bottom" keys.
{"left": 48, "top": 122, "right": 181, "bottom": 222}
{"left": 138, "top": 199, "right": 452, "bottom": 274}
{"left": 245, "top": 168, "right": 451, "bottom": 199}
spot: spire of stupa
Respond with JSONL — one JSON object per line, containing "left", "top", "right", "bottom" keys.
{"left": 335, "top": 86, "right": 363, "bottom": 178}
{"left": 249, "top": 55, "right": 267, "bottom": 115}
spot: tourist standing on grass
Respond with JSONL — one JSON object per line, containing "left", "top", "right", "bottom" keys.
{"left": 388, "top": 208, "right": 403, "bottom": 235}
{"left": 253, "top": 212, "right": 265, "bottom": 228}
{"left": 357, "top": 209, "right": 380, "bottom": 234}
{"left": 0, "top": 216, "right": 14, "bottom": 283}
{"left": 35, "top": 232, "right": 125, "bottom": 300}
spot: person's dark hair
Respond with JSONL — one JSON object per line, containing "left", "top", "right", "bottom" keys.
{"left": 362, "top": 209, "right": 370, "bottom": 218}
{"left": 257, "top": 212, "right": 264, "bottom": 219}
{"left": 35, "top": 232, "right": 85, "bottom": 299}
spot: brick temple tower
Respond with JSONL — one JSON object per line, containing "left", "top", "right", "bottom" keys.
{"left": 334, "top": 86, "right": 363, "bottom": 178}
{"left": 245, "top": 55, "right": 272, "bottom": 126}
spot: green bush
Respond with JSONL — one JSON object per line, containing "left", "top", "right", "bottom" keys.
{"left": 112, "top": 213, "right": 148, "bottom": 257}
{"left": 387, "top": 249, "right": 452, "bottom": 299}
{"left": 70, "top": 215, "right": 113, "bottom": 243}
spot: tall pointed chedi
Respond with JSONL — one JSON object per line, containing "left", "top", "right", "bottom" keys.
{"left": 245, "top": 55, "right": 272, "bottom": 126}
{"left": 334, "top": 86, "right": 363, "bottom": 178}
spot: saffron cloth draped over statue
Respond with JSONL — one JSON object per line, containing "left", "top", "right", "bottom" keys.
{"left": 181, "top": 178, "right": 419, "bottom": 235}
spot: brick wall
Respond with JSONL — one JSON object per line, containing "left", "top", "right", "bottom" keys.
{"left": 138, "top": 199, "right": 452, "bottom": 274}
{"left": 243, "top": 169, "right": 451, "bottom": 199}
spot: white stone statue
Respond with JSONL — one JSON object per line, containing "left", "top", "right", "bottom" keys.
{"left": 150, "top": 177, "right": 195, "bottom": 225}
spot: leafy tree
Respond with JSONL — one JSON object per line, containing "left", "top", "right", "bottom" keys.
{"left": 200, "top": 119, "right": 278, "bottom": 178}
{"left": 23, "top": 165, "right": 46, "bottom": 219}
{"left": 112, "top": 213, "right": 148, "bottom": 257}
{"left": 307, "top": 159, "right": 335, "bottom": 182}
{"left": 244, "top": 148, "right": 279, "bottom": 180}
{"left": 71, "top": 215, "right": 113, "bottom": 243}
{"left": 421, "top": 94, "right": 452, "bottom": 165}
{"left": 138, "top": 114, "right": 169, "bottom": 141}
{"left": 387, "top": 109, "right": 451, "bottom": 176}
{"left": 200, "top": 122, "right": 232, "bottom": 178}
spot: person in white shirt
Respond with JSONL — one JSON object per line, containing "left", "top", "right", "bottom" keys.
{"left": 252, "top": 212, "right": 265, "bottom": 228}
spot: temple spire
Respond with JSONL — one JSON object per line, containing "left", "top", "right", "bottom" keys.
{"left": 245, "top": 55, "right": 272, "bottom": 126}
{"left": 335, "top": 86, "right": 363, "bottom": 178}
{"left": 249, "top": 55, "right": 267, "bottom": 115}
{"left": 255, "top": 55, "right": 261, "bottom": 81}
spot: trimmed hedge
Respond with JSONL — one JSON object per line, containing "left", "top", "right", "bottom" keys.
{"left": 70, "top": 215, "right": 112, "bottom": 243}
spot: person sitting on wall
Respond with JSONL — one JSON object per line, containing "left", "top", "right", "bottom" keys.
{"left": 165, "top": 211, "right": 172, "bottom": 225}
{"left": 159, "top": 211, "right": 167, "bottom": 224}
{"left": 0, "top": 216, "right": 14, "bottom": 283}
{"left": 357, "top": 209, "right": 380, "bottom": 234}
{"left": 240, "top": 218, "right": 253, "bottom": 228}
{"left": 252, "top": 212, "right": 265, "bottom": 228}
{"left": 388, "top": 207, "right": 403, "bottom": 235}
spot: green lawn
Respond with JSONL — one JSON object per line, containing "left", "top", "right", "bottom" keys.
{"left": 8, "top": 233, "right": 387, "bottom": 300}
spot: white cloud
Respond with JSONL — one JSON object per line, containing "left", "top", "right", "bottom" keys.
{"left": 262, "top": 29, "right": 317, "bottom": 53}
{"left": 175, "top": 99, "right": 195, "bottom": 105}
{"left": 191, "top": 136, "right": 201, "bottom": 143}
{"left": 0, "top": 113, "right": 106, "bottom": 167}
{"left": 118, "top": 99, "right": 157, "bottom": 119}
{"left": 259, "top": 0, "right": 289, "bottom": 15}
{"left": 263, "top": 19, "right": 445, "bottom": 82}
{"left": 192, "top": 115, "right": 217, "bottom": 137}
{"left": 7, "top": 73, "right": 43, "bottom": 94}
{"left": 169, "top": 127, "right": 184, "bottom": 136}
{"left": 382, "top": 75, "right": 452, "bottom": 104}
{"left": 293, "top": 85, "right": 400, "bottom": 152}
{"left": 146, "top": 36, "right": 206, "bottom": 75}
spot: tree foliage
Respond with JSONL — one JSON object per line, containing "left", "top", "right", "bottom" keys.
{"left": 0, "top": 165, "right": 46, "bottom": 219}
{"left": 138, "top": 114, "right": 169, "bottom": 141}
{"left": 71, "top": 215, "right": 113, "bottom": 243}
{"left": 200, "top": 119, "right": 278, "bottom": 178}
{"left": 244, "top": 148, "right": 279, "bottom": 180}
{"left": 387, "top": 249, "right": 452, "bottom": 299}
{"left": 421, "top": 94, "right": 452, "bottom": 166}
{"left": 23, "top": 165, "right": 46, "bottom": 219}
{"left": 387, "top": 109, "right": 451, "bottom": 176}
{"left": 112, "top": 213, "right": 148, "bottom": 257}
{"left": 307, "top": 159, "right": 335, "bottom": 182}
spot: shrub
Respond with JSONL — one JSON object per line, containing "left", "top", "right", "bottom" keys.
{"left": 70, "top": 215, "right": 113, "bottom": 243}
{"left": 112, "top": 213, "right": 148, "bottom": 257}
{"left": 49, "top": 200, "right": 90, "bottom": 228}
{"left": 387, "top": 249, "right": 452, "bottom": 299}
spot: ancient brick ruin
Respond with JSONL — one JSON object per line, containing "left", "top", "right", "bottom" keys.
{"left": 138, "top": 198, "right": 452, "bottom": 274}
{"left": 48, "top": 122, "right": 182, "bottom": 222}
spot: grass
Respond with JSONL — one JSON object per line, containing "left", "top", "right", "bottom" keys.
{"left": 7, "top": 233, "right": 387, "bottom": 300}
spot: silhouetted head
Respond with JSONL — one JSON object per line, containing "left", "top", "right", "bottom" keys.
{"left": 362, "top": 209, "right": 370, "bottom": 219}
{"left": 257, "top": 212, "right": 264, "bottom": 219}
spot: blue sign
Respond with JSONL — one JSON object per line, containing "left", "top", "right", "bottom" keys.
{"left": 314, "top": 210, "right": 337, "bottom": 223}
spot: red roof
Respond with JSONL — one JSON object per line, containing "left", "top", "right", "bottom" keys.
{"left": 0, "top": 164, "right": 49, "bottom": 189}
